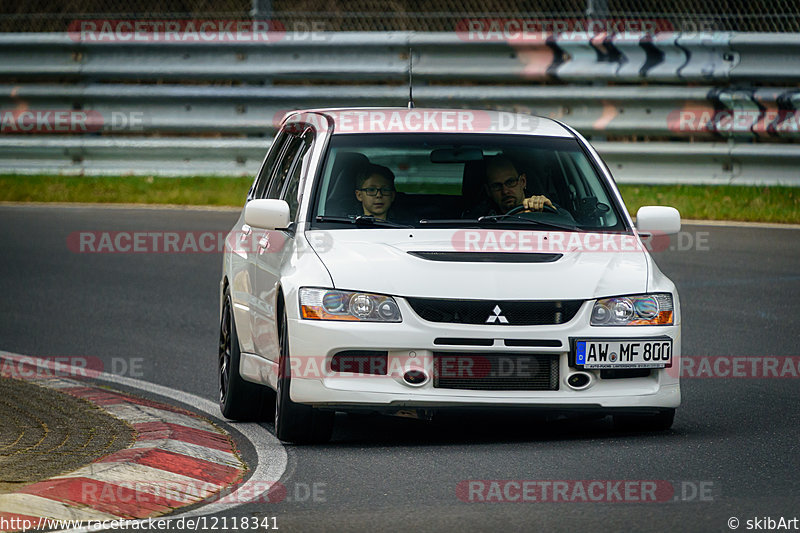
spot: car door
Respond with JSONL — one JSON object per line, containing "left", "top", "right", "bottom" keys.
{"left": 228, "top": 130, "right": 289, "bottom": 355}
{"left": 252, "top": 123, "right": 316, "bottom": 361}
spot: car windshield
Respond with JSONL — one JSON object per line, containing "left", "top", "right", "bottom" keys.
{"left": 311, "top": 133, "right": 626, "bottom": 231}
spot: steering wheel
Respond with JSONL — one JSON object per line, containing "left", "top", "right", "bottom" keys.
{"left": 506, "top": 203, "right": 559, "bottom": 216}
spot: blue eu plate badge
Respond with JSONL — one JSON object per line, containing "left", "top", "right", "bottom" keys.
{"left": 576, "top": 341, "right": 587, "bottom": 365}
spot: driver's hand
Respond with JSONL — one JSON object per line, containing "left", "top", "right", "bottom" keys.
{"left": 522, "top": 195, "right": 554, "bottom": 212}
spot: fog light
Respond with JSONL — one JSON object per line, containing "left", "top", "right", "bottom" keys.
{"left": 403, "top": 369, "right": 427, "bottom": 385}
{"left": 567, "top": 372, "right": 592, "bottom": 390}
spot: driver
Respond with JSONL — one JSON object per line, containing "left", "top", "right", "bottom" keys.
{"left": 465, "top": 155, "right": 555, "bottom": 217}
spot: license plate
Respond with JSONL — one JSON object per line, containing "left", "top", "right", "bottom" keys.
{"left": 574, "top": 338, "right": 672, "bottom": 369}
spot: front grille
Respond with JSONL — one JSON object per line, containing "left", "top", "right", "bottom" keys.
{"left": 406, "top": 298, "right": 583, "bottom": 325}
{"left": 504, "top": 339, "right": 563, "bottom": 347}
{"left": 434, "top": 337, "right": 494, "bottom": 346}
{"left": 433, "top": 353, "right": 559, "bottom": 391}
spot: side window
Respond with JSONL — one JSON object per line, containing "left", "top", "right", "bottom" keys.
{"left": 282, "top": 129, "right": 315, "bottom": 220}
{"left": 266, "top": 135, "right": 303, "bottom": 200}
{"left": 251, "top": 131, "right": 289, "bottom": 200}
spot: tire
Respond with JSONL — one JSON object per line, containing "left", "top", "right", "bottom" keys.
{"left": 613, "top": 409, "right": 675, "bottom": 431}
{"left": 218, "top": 289, "right": 275, "bottom": 420}
{"left": 274, "top": 311, "right": 334, "bottom": 443}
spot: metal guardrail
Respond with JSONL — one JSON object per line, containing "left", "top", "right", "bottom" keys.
{"left": 2, "top": 137, "right": 798, "bottom": 186}
{"left": 2, "top": 83, "right": 798, "bottom": 139}
{"left": 1, "top": 32, "right": 799, "bottom": 183}
{"left": 598, "top": 142, "right": 800, "bottom": 186}
{"left": 0, "top": 137, "right": 267, "bottom": 176}
{"left": 2, "top": 32, "right": 800, "bottom": 83}
{"left": 729, "top": 33, "right": 800, "bottom": 81}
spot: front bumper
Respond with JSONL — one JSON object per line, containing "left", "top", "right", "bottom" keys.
{"left": 287, "top": 300, "right": 681, "bottom": 410}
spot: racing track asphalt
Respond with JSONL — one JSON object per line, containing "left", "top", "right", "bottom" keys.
{"left": 0, "top": 204, "right": 798, "bottom": 533}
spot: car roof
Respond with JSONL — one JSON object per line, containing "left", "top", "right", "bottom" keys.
{"left": 282, "top": 107, "right": 574, "bottom": 137}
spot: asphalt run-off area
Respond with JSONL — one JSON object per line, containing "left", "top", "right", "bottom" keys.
{"left": 0, "top": 204, "right": 798, "bottom": 532}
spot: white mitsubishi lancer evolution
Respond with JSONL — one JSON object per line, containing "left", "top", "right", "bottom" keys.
{"left": 217, "top": 108, "right": 682, "bottom": 443}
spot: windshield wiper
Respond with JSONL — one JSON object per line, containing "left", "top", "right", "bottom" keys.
{"left": 315, "top": 215, "right": 413, "bottom": 228}
{"left": 418, "top": 219, "right": 471, "bottom": 226}
{"left": 477, "top": 214, "right": 578, "bottom": 231}
{"left": 419, "top": 216, "right": 577, "bottom": 231}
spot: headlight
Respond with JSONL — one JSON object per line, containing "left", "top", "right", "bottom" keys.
{"left": 591, "top": 294, "right": 673, "bottom": 326}
{"left": 299, "top": 288, "right": 402, "bottom": 322}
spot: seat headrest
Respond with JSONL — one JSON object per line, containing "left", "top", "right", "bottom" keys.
{"left": 324, "top": 151, "right": 370, "bottom": 216}
{"left": 461, "top": 158, "right": 488, "bottom": 210}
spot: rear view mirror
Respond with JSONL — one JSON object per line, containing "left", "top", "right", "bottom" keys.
{"left": 430, "top": 147, "right": 484, "bottom": 163}
{"left": 636, "top": 206, "right": 681, "bottom": 236}
{"left": 245, "top": 199, "right": 291, "bottom": 230}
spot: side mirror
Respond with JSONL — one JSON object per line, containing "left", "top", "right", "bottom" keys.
{"left": 245, "top": 199, "right": 291, "bottom": 230}
{"left": 636, "top": 206, "right": 681, "bottom": 236}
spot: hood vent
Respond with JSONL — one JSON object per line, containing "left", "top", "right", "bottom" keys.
{"left": 408, "top": 251, "right": 562, "bottom": 263}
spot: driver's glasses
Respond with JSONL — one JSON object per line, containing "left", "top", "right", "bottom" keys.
{"left": 358, "top": 187, "right": 395, "bottom": 196}
{"left": 488, "top": 176, "right": 521, "bottom": 192}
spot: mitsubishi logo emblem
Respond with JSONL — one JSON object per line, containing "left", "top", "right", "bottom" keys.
{"left": 486, "top": 305, "right": 509, "bottom": 324}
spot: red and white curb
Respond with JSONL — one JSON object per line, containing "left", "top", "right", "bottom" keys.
{"left": 0, "top": 352, "right": 287, "bottom": 531}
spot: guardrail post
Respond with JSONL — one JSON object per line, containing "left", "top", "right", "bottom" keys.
{"left": 585, "top": 0, "right": 609, "bottom": 18}
{"left": 251, "top": 0, "right": 272, "bottom": 19}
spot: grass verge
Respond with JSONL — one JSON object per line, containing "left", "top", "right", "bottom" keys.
{"left": 0, "top": 175, "right": 253, "bottom": 207}
{"left": 0, "top": 175, "right": 798, "bottom": 223}
{"left": 618, "top": 184, "right": 799, "bottom": 224}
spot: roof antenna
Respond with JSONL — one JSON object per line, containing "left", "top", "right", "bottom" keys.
{"left": 407, "top": 47, "right": 415, "bottom": 109}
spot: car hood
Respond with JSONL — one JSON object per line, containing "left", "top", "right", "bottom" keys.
{"left": 306, "top": 228, "right": 649, "bottom": 300}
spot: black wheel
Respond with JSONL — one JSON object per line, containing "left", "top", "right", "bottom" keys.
{"left": 218, "top": 289, "right": 275, "bottom": 420}
{"left": 613, "top": 409, "right": 675, "bottom": 431}
{"left": 274, "top": 310, "right": 334, "bottom": 443}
